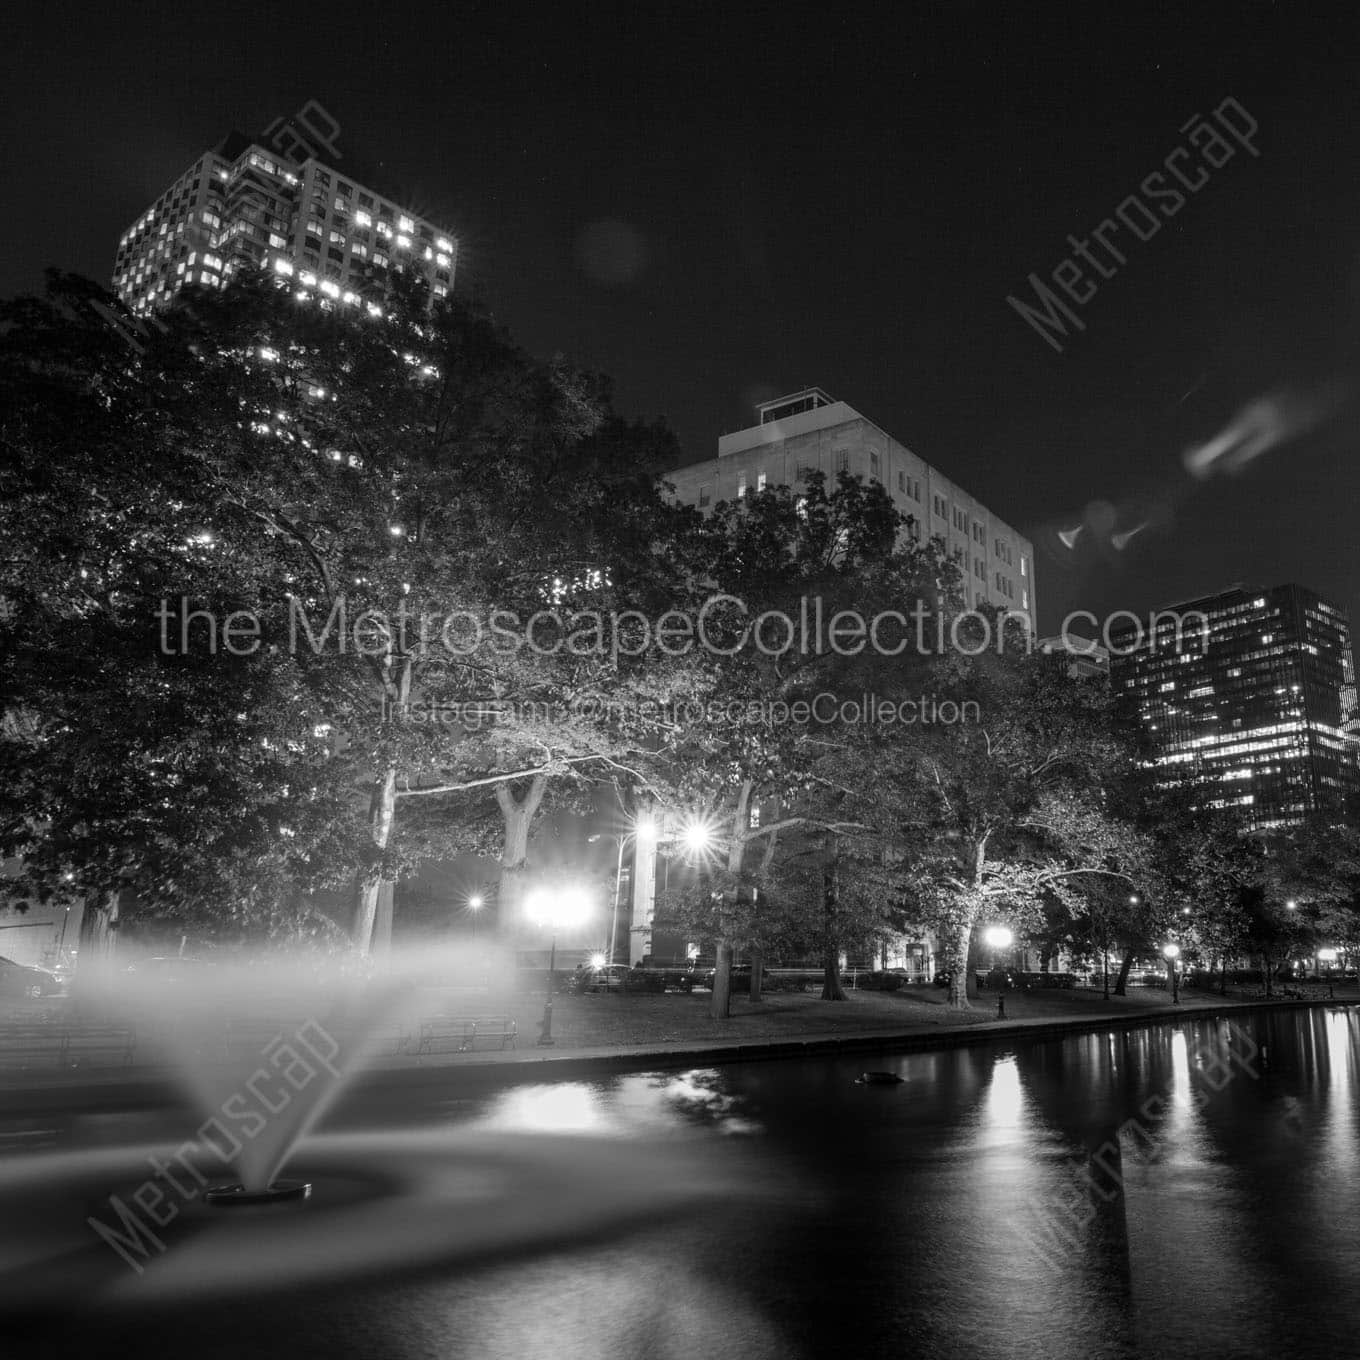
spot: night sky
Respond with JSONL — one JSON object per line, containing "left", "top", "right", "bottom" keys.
{"left": 6, "top": 3, "right": 1359, "bottom": 637}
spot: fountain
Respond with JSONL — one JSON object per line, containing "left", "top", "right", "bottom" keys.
{"left": 0, "top": 942, "right": 750, "bottom": 1319}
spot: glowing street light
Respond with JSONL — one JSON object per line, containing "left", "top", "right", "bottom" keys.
{"left": 1162, "top": 941, "right": 1182, "bottom": 1005}
{"left": 526, "top": 886, "right": 593, "bottom": 1047}
{"left": 465, "top": 892, "right": 485, "bottom": 940}
{"left": 1286, "top": 899, "right": 1299, "bottom": 911}
{"left": 682, "top": 819, "right": 715, "bottom": 854}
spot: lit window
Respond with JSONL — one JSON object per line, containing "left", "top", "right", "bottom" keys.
{"left": 354, "top": 211, "right": 372, "bottom": 227}
{"left": 398, "top": 215, "right": 414, "bottom": 231}
{"left": 366, "top": 302, "right": 383, "bottom": 317}
{"left": 320, "top": 280, "right": 340, "bottom": 298}
{"left": 269, "top": 233, "right": 286, "bottom": 249}
{"left": 757, "top": 473, "right": 767, "bottom": 491}
{"left": 376, "top": 222, "right": 392, "bottom": 238}
{"left": 273, "top": 258, "right": 294, "bottom": 276}
{"left": 436, "top": 236, "right": 452, "bottom": 252}
{"left": 396, "top": 234, "right": 411, "bottom": 249}
{"left": 435, "top": 252, "right": 450, "bottom": 268}
{"left": 433, "top": 284, "right": 447, "bottom": 297}
{"left": 299, "top": 271, "right": 317, "bottom": 287}
{"left": 342, "top": 291, "right": 359, "bottom": 306}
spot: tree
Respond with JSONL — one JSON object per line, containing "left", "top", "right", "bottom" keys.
{"left": 0, "top": 269, "right": 698, "bottom": 958}
{"left": 880, "top": 648, "right": 1146, "bottom": 1009}
{"left": 654, "top": 470, "right": 959, "bottom": 1016}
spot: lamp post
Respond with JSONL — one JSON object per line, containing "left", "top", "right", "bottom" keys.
{"left": 984, "top": 925, "right": 1014, "bottom": 1017}
{"left": 466, "top": 893, "right": 484, "bottom": 940}
{"left": 527, "top": 886, "right": 592, "bottom": 1047}
{"left": 1162, "top": 942, "right": 1181, "bottom": 1005}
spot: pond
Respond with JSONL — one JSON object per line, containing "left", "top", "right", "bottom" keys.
{"left": 3, "top": 1006, "right": 1357, "bottom": 1359}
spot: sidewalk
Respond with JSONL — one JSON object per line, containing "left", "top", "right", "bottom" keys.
{"left": 4, "top": 981, "right": 1352, "bottom": 1097}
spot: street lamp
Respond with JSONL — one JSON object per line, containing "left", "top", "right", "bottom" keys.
{"left": 983, "top": 926, "right": 1014, "bottom": 1016}
{"left": 1162, "top": 942, "right": 1181, "bottom": 1005}
{"left": 527, "top": 885, "right": 593, "bottom": 1047}
{"left": 1318, "top": 946, "right": 1338, "bottom": 990}
{"left": 1286, "top": 899, "right": 1299, "bottom": 911}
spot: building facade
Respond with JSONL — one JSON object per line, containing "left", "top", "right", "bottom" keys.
{"left": 1109, "top": 583, "right": 1360, "bottom": 829}
{"left": 664, "top": 388, "right": 1038, "bottom": 629}
{"left": 113, "top": 129, "right": 457, "bottom": 316}
{"left": 1037, "top": 634, "right": 1110, "bottom": 679}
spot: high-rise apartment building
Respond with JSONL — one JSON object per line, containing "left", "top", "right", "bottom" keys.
{"left": 1109, "top": 583, "right": 1360, "bottom": 829}
{"left": 665, "top": 389, "right": 1037, "bottom": 629}
{"left": 113, "top": 122, "right": 457, "bottom": 316}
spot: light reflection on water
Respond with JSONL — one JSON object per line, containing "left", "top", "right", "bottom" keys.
{"left": 5, "top": 1008, "right": 1360, "bottom": 1359}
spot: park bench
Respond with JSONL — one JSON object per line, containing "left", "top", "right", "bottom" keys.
{"left": 412, "top": 1015, "right": 517, "bottom": 1057}
{"left": 0, "top": 1022, "right": 136, "bottom": 1069}
{"left": 63, "top": 1024, "right": 138, "bottom": 1067}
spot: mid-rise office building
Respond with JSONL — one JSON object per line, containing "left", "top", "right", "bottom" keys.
{"left": 1109, "top": 583, "right": 1360, "bottom": 829}
{"left": 1037, "top": 634, "right": 1110, "bottom": 679}
{"left": 665, "top": 388, "right": 1037, "bottom": 629}
{"left": 113, "top": 124, "right": 457, "bottom": 316}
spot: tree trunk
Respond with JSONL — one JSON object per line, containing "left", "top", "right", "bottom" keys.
{"left": 1112, "top": 948, "right": 1135, "bottom": 997}
{"left": 947, "top": 919, "right": 972, "bottom": 1010}
{"left": 1261, "top": 952, "right": 1272, "bottom": 999}
{"left": 749, "top": 945, "right": 764, "bottom": 1003}
{"left": 494, "top": 775, "right": 548, "bottom": 940}
{"left": 821, "top": 854, "right": 847, "bottom": 1001}
{"left": 710, "top": 938, "right": 734, "bottom": 1019}
{"left": 76, "top": 892, "right": 119, "bottom": 972}
{"left": 351, "top": 767, "right": 397, "bottom": 954}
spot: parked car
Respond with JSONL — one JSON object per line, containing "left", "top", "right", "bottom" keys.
{"left": 1019, "top": 970, "right": 1076, "bottom": 990}
{"left": 701, "top": 963, "right": 757, "bottom": 993}
{"left": 0, "top": 956, "right": 66, "bottom": 998}
{"left": 856, "top": 971, "right": 904, "bottom": 992}
{"left": 120, "top": 956, "right": 212, "bottom": 985}
{"left": 574, "top": 964, "right": 665, "bottom": 994}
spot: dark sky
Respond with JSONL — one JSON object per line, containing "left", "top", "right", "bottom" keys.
{"left": 5, "top": 2, "right": 1360, "bottom": 637}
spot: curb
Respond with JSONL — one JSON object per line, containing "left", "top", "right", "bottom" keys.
{"left": 1, "top": 995, "right": 1353, "bottom": 1113}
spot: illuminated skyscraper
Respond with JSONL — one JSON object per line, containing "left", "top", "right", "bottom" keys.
{"left": 1109, "top": 583, "right": 1360, "bottom": 829}
{"left": 113, "top": 105, "right": 456, "bottom": 316}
